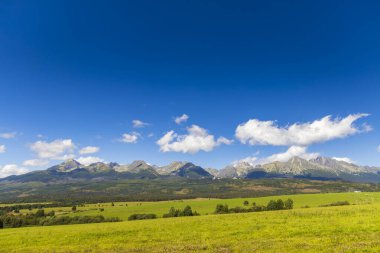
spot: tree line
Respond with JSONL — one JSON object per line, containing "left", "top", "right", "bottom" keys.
{"left": 215, "top": 199, "right": 294, "bottom": 214}
{"left": 0, "top": 209, "right": 120, "bottom": 229}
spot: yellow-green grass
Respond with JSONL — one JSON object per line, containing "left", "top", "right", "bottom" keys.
{"left": 2, "top": 203, "right": 380, "bottom": 252}
{"left": 18, "top": 192, "right": 380, "bottom": 220}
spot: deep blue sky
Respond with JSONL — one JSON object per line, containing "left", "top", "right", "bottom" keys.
{"left": 0, "top": 1, "right": 380, "bottom": 173}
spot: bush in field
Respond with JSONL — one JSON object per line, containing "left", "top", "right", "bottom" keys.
{"left": 215, "top": 204, "right": 229, "bottom": 214}
{"left": 163, "top": 206, "right": 199, "bottom": 218}
{"left": 128, "top": 213, "right": 157, "bottom": 221}
{"left": 47, "top": 210, "right": 55, "bottom": 217}
{"left": 267, "top": 199, "right": 285, "bottom": 211}
{"left": 0, "top": 219, "right": 3, "bottom": 229}
{"left": 243, "top": 200, "right": 249, "bottom": 206}
{"left": 215, "top": 198, "right": 294, "bottom": 215}
{"left": 319, "top": 201, "right": 350, "bottom": 207}
{"left": 35, "top": 209, "right": 45, "bottom": 217}
{"left": 72, "top": 206, "right": 77, "bottom": 212}
{"left": 284, "top": 199, "right": 294, "bottom": 209}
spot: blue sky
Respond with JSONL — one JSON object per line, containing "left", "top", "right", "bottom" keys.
{"left": 1, "top": 1, "right": 380, "bottom": 176}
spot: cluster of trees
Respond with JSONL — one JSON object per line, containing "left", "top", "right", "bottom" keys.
{"left": 163, "top": 206, "right": 200, "bottom": 218}
{"left": 128, "top": 213, "right": 157, "bottom": 221}
{"left": 0, "top": 202, "right": 85, "bottom": 215}
{"left": 215, "top": 199, "right": 294, "bottom": 214}
{"left": 0, "top": 209, "right": 120, "bottom": 229}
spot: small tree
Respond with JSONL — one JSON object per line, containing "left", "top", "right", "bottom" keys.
{"left": 215, "top": 204, "right": 229, "bottom": 214}
{"left": 284, "top": 199, "right": 294, "bottom": 209}
{"left": 35, "top": 209, "right": 45, "bottom": 217}
{"left": 0, "top": 219, "right": 3, "bottom": 229}
{"left": 243, "top": 200, "right": 249, "bottom": 206}
{"left": 111, "top": 202, "right": 115, "bottom": 207}
{"left": 276, "top": 199, "right": 285, "bottom": 210}
{"left": 72, "top": 206, "right": 77, "bottom": 212}
{"left": 182, "top": 205, "right": 193, "bottom": 216}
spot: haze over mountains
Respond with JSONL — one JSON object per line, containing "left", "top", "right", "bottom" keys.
{"left": 1, "top": 156, "right": 380, "bottom": 183}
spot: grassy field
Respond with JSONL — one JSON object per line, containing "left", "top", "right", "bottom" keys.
{"left": 2, "top": 192, "right": 380, "bottom": 252}
{"left": 2, "top": 202, "right": 380, "bottom": 252}
{"left": 19, "top": 192, "right": 380, "bottom": 220}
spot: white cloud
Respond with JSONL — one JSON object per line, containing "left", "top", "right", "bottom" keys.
{"left": 236, "top": 114, "right": 370, "bottom": 147}
{"left": 378, "top": 145, "right": 380, "bottom": 153}
{"left": 157, "top": 125, "right": 232, "bottom": 154}
{"left": 234, "top": 146, "right": 319, "bottom": 166}
{"left": 121, "top": 132, "right": 139, "bottom": 143}
{"left": 79, "top": 146, "right": 100, "bottom": 155}
{"left": 0, "top": 132, "right": 17, "bottom": 139}
{"left": 332, "top": 157, "right": 355, "bottom": 164}
{"left": 0, "top": 164, "right": 28, "bottom": 178}
{"left": 30, "top": 139, "right": 75, "bottom": 159}
{"left": 22, "top": 159, "right": 49, "bottom": 167}
{"left": 77, "top": 156, "right": 104, "bottom": 166}
{"left": 175, "top": 114, "right": 189, "bottom": 124}
{"left": 132, "top": 120, "right": 149, "bottom": 128}
{"left": 0, "top": 145, "right": 5, "bottom": 153}
{"left": 217, "top": 137, "right": 234, "bottom": 145}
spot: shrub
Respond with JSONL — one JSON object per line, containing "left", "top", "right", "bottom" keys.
{"left": 319, "top": 201, "right": 350, "bottom": 207}
{"left": 214, "top": 204, "right": 229, "bottom": 214}
{"left": 163, "top": 206, "right": 200, "bottom": 218}
{"left": 128, "top": 213, "right": 157, "bottom": 221}
{"left": 284, "top": 199, "right": 294, "bottom": 209}
{"left": 35, "top": 209, "right": 45, "bottom": 217}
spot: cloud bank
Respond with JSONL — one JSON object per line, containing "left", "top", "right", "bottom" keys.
{"left": 121, "top": 132, "right": 139, "bottom": 143}
{"left": 79, "top": 146, "right": 100, "bottom": 155}
{"left": 0, "top": 164, "right": 28, "bottom": 178}
{"left": 0, "top": 145, "right": 5, "bottom": 153}
{"left": 30, "top": 139, "right": 75, "bottom": 160}
{"left": 157, "top": 125, "right": 232, "bottom": 154}
{"left": 175, "top": 114, "right": 189, "bottom": 124}
{"left": 132, "top": 120, "right": 149, "bottom": 128}
{"left": 235, "top": 114, "right": 370, "bottom": 146}
{"left": 77, "top": 156, "right": 104, "bottom": 166}
{"left": 0, "top": 132, "right": 17, "bottom": 139}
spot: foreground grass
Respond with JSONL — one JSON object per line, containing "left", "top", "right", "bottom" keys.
{"left": 2, "top": 203, "right": 380, "bottom": 252}
{"left": 22, "top": 192, "right": 380, "bottom": 220}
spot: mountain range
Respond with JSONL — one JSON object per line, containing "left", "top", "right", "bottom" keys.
{"left": 1, "top": 156, "right": 380, "bottom": 183}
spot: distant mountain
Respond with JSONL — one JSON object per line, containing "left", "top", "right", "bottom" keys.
{"left": 0, "top": 159, "right": 212, "bottom": 183}
{"left": 171, "top": 162, "right": 212, "bottom": 179}
{"left": 1, "top": 156, "right": 380, "bottom": 184}
{"left": 221, "top": 156, "right": 380, "bottom": 182}
{"left": 155, "top": 161, "right": 186, "bottom": 175}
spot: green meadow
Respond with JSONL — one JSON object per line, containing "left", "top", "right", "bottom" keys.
{"left": 2, "top": 192, "right": 380, "bottom": 252}
{"left": 20, "top": 191, "right": 380, "bottom": 220}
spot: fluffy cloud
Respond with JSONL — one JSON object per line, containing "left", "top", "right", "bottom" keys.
{"left": 30, "top": 139, "right": 75, "bottom": 159}
{"left": 236, "top": 114, "right": 370, "bottom": 147}
{"left": 79, "top": 146, "right": 100, "bottom": 155}
{"left": 132, "top": 120, "right": 149, "bottom": 128}
{"left": 0, "top": 145, "right": 5, "bottom": 153}
{"left": 22, "top": 159, "right": 49, "bottom": 167}
{"left": 0, "top": 132, "right": 17, "bottom": 139}
{"left": 121, "top": 132, "right": 139, "bottom": 143}
{"left": 157, "top": 125, "right": 232, "bottom": 154}
{"left": 234, "top": 146, "right": 319, "bottom": 166}
{"left": 378, "top": 145, "right": 380, "bottom": 152}
{"left": 332, "top": 157, "right": 355, "bottom": 164}
{"left": 175, "top": 114, "right": 189, "bottom": 124}
{"left": 77, "top": 156, "right": 104, "bottom": 166}
{"left": 0, "top": 164, "right": 28, "bottom": 178}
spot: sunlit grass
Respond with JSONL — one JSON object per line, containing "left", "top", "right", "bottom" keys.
{"left": 2, "top": 202, "right": 380, "bottom": 252}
